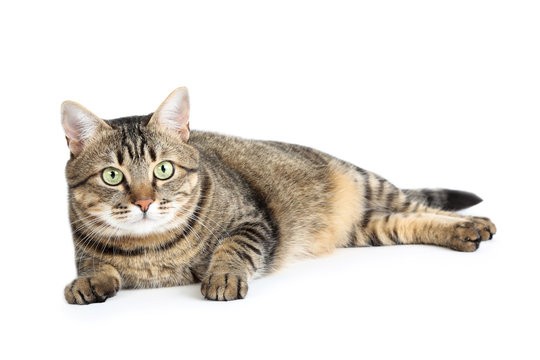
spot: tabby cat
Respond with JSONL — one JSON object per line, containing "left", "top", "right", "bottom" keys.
{"left": 62, "top": 87, "right": 496, "bottom": 304}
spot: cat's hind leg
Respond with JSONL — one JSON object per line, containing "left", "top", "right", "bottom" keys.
{"left": 349, "top": 208, "right": 496, "bottom": 252}
{"left": 401, "top": 202, "right": 497, "bottom": 242}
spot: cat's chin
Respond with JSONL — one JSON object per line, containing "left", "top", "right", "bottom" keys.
{"left": 109, "top": 216, "right": 175, "bottom": 237}
{"left": 125, "top": 218, "right": 162, "bottom": 235}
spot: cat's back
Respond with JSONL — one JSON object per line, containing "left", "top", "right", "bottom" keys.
{"left": 189, "top": 131, "right": 335, "bottom": 194}
{"left": 190, "top": 130, "right": 333, "bottom": 165}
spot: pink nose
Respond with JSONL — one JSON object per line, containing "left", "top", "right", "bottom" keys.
{"left": 133, "top": 199, "right": 154, "bottom": 213}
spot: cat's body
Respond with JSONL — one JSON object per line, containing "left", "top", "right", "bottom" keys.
{"left": 62, "top": 88, "right": 496, "bottom": 304}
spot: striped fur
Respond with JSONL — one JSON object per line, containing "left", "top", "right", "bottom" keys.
{"left": 62, "top": 88, "right": 496, "bottom": 304}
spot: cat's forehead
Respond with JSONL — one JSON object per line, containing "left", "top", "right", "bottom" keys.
{"left": 104, "top": 114, "right": 153, "bottom": 128}
{"left": 104, "top": 117, "right": 159, "bottom": 162}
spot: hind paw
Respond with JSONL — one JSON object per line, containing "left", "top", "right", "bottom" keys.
{"left": 448, "top": 221, "right": 483, "bottom": 252}
{"left": 468, "top": 216, "right": 496, "bottom": 241}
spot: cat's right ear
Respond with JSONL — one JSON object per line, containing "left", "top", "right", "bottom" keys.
{"left": 61, "top": 101, "right": 110, "bottom": 156}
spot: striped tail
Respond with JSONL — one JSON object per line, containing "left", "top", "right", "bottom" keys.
{"left": 402, "top": 188, "right": 483, "bottom": 211}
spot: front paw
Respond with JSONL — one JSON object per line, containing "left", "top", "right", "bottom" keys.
{"left": 201, "top": 273, "right": 248, "bottom": 301}
{"left": 64, "top": 275, "right": 120, "bottom": 305}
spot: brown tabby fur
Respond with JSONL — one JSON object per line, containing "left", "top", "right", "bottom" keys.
{"left": 62, "top": 88, "right": 496, "bottom": 304}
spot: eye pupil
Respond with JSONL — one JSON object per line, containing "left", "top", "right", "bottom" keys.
{"left": 110, "top": 172, "right": 115, "bottom": 179}
{"left": 161, "top": 165, "right": 166, "bottom": 173}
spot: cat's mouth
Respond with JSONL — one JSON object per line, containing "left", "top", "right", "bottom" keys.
{"left": 135, "top": 215, "right": 159, "bottom": 224}
{"left": 101, "top": 211, "right": 172, "bottom": 236}
{"left": 130, "top": 213, "right": 159, "bottom": 225}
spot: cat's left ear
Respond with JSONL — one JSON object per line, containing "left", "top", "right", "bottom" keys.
{"left": 61, "top": 101, "right": 111, "bottom": 156}
{"left": 148, "top": 87, "right": 190, "bottom": 142}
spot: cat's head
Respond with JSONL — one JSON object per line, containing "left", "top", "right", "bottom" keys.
{"left": 62, "top": 87, "right": 200, "bottom": 237}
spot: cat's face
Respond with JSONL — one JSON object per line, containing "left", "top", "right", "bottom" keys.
{"left": 63, "top": 87, "right": 198, "bottom": 237}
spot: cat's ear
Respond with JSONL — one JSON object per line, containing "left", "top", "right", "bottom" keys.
{"left": 148, "top": 87, "right": 190, "bottom": 142}
{"left": 61, "top": 101, "right": 110, "bottom": 156}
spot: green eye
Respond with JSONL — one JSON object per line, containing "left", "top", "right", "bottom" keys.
{"left": 102, "top": 167, "right": 124, "bottom": 186}
{"left": 154, "top": 161, "right": 174, "bottom": 180}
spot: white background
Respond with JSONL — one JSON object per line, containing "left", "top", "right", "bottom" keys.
{"left": 1, "top": 1, "right": 538, "bottom": 359}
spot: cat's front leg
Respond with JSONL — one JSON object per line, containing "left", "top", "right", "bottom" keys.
{"left": 201, "top": 234, "right": 264, "bottom": 301}
{"left": 64, "top": 262, "right": 121, "bottom": 305}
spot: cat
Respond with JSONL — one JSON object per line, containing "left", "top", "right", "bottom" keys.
{"left": 62, "top": 87, "right": 496, "bottom": 304}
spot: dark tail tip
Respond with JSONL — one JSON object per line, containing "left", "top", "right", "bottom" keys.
{"left": 443, "top": 189, "right": 483, "bottom": 211}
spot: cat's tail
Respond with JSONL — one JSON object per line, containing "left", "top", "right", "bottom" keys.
{"left": 402, "top": 188, "right": 483, "bottom": 211}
